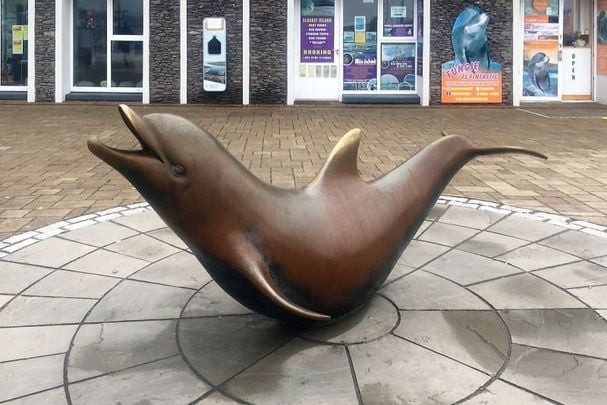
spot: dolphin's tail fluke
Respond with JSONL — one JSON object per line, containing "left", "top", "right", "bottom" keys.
{"left": 474, "top": 147, "right": 548, "bottom": 160}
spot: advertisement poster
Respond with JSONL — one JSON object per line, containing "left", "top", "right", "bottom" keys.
{"left": 301, "top": 0, "right": 335, "bottom": 63}
{"left": 381, "top": 44, "right": 415, "bottom": 91}
{"left": 343, "top": 16, "right": 377, "bottom": 90}
{"left": 202, "top": 18, "right": 227, "bottom": 92}
{"left": 522, "top": 0, "right": 560, "bottom": 96}
{"left": 12, "top": 25, "right": 23, "bottom": 55}
{"left": 598, "top": 0, "right": 607, "bottom": 75}
{"left": 441, "top": 7, "right": 502, "bottom": 103}
{"left": 383, "top": 0, "right": 414, "bottom": 37}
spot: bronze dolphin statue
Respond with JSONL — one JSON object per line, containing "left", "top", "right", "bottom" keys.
{"left": 87, "top": 105, "right": 546, "bottom": 324}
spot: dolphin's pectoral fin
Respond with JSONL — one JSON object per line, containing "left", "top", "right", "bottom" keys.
{"left": 310, "top": 129, "right": 363, "bottom": 186}
{"left": 230, "top": 236, "right": 331, "bottom": 322}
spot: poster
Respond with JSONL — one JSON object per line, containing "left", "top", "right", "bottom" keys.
{"left": 301, "top": 0, "right": 335, "bottom": 63}
{"left": 343, "top": 15, "right": 377, "bottom": 90}
{"left": 441, "top": 7, "right": 502, "bottom": 103}
{"left": 381, "top": 44, "right": 415, "bottom": 91}
{"left": 383, "top": 0, "right": 414, "bottom": 37}
{"left": 522, "top": 0, "right": 560, "bottom": 96}
{"left": 598, "top": 0, "right": 607, "bottom": 75}
{"left": 12, "top": 25, "right": 23, "bottom": 55}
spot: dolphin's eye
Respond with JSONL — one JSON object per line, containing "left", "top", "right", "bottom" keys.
{"left": 172, "top": 165, "right": 186, "bottom": 177}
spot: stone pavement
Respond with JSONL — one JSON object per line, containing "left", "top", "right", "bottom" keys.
{"left": 1, "top": 203, "right": 607, "bottom": 404}
{"left": 1, "top": 103, "right": 607, "bottom": 241}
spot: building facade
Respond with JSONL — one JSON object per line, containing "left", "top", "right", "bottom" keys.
{"left": 0, "top": 0, "right": 605, "bottom": 105}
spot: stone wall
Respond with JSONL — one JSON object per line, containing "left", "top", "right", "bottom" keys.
{"left": 35, "top": 0, "right": 55, "bottom": 102}
{"left": 430, "top": 0, "right": 513, "bottom": 105}
{"left": 187, "top": 0, "right": 243, "bottom": 104}
{"left": 149, "top": 0, "right": 180, "bottom": 103}
{"left": 249, "top": 0, "right": 287, "bottom": 104}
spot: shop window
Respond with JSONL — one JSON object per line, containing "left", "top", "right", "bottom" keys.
{"left": 1, "top": 0, "right": 28, "bottom": 87}
{"left": 73, "top": 0, "right": 144, "bottom": 89}
{"left": 343, "top": 0, "right": 417, "bottom": 93}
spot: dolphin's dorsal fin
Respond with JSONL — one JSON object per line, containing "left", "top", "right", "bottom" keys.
{"left": 310, "top": 129, "right": 362, "bottom": 187}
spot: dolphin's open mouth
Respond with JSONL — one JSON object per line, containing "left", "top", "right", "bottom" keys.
{"left": 87, "top": 105, "right": 164, "bottom": 167}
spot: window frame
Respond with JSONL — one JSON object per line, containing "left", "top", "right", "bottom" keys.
{"left": 71, "top": 0, "right": 148, "bottom": 93}
{"left": 0, "top": 0, "right": 29, "bottom": 90}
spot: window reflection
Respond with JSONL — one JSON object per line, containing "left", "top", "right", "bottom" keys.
{"left": 111, "top": 41, "right": 143, "bottom": 87}
{"left": 1, "top": 0, "right": 28, "bottom": 86}
{"left": 563, "top": 0, "right": 592, "bottom": 47}
{"left": 73, "top": 0, "right": 107, "bottom": 87}
{"left": 113, "top": 0, "right": 143, "bottom": 35}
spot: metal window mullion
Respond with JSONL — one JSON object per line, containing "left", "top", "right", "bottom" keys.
{"left": 111, "top": 34, "right": 144, "bottom": 41}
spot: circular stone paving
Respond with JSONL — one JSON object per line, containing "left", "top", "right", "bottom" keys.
{"left": 1, "top": 202, "right": 607, "bottom": 404}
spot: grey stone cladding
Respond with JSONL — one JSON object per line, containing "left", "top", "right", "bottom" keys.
{"left": 187, "top": 0, "right": 243, "bottom": 104}
{"left": 430, "top": 0, "right": 513, "bottom": 105}
{"left": 35, "top": 0, "right": 55, "bottom": 102}
{"left": 150, "top": 0, "right": 180, "bottom": 103}
{"left": 250, "top": 0, "right": 287, "bottom": 104}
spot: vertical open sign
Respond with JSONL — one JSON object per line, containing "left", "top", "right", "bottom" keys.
{"left": 203, "top": 18, "right": 227, "bottom": 92}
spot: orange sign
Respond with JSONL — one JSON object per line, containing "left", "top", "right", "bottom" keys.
{"left": 525, "top": 15, "right": 549, "bottom": 23}
{"left": 441, "top": 62, "right": 502, "bottom": 104}
{"left": 533, "top": 0, "right": 548, "bottom": 11}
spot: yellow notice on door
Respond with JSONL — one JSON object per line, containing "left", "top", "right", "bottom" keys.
{"left": 12, "top": 25, "right": 23, "bottom": 54}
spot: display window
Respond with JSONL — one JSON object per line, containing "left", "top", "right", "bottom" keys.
{"left": 342, "top": 0, "right": 418, "bottom": 93}
{"left": 0, "top": 0, "right": 28, "bottom": 87}
{"left": 73, "top": 0, "right": 144, "bottom": 90}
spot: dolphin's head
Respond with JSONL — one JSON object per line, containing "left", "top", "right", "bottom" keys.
{"left": 529, "top": 52, "right": 550, "bottom": 70}
{"left": 452, "top": 7, "right": 489, "bottom": 61}
{"left": 87, "top": 105, "right": 213, "bottom": 230}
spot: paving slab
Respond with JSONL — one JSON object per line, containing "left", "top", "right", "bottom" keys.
{"left": 395, "top": 310, "right": 509, "bottom": 374}
{"left": 86, "top": 280, "right": 194, "bottom": 323}
{"left": 419, "top": 222, "right": 480, "bottom": 247}
{"left": 0, "top": 325, "right": 77, "bottom": 362}
{"left": 540, "top": 230, "right": 607, "bottom": 259}
{"left": 0, "top": 297, "right": 94, "bottom": 327}
{"left": 105, "top": 234, "right": 180, "bottom": 262}
{"left": 223, "top": 339, "right": 358, "bottom": 404}
{"left": 498, "top": 244, "right": 579, "bottom": 271}
{"left": 111, "top": 210, "right": 167, "bottom": 232}
{"left": 23, "top": 270, "right": 119, "bottom": 299}
{"left": 5, "top": 238, "right": 95, "bottom": 268}
{"left": 534, "top": 261, "right": 607, "bottom": 289}
{"left": 4, "top": 387, "right": 68, "bottom": 405}
{"left": 0, "top": 262, "right": 52, "bottom": 295}
{"left": 487, "top": 216, "right": 565, "bottom": 242}
{"left": 68, "top": 356, "right": 210, "bottom": 404}
{"left": 502, "top": 344, "right": 607, "bottom": 404}
{"left": 381, "top": 271, "right": 490, "bottom": 310}
{"left": 178, "top": 315, "right": 293, "bottom": 385}
{"left": 61, "top": 221, "right": 138, "bottom": 247}
{"left": 463, "top": 380, "right": 552, "bottom": 404}
{"left": 0, "top": 354, "right": 64, "bottom": 402}
{"left": 568, "top": 284, "right": 607, "bottom": 309}
{"left": 469, "top": 273, "right": 586, "bottom": 310}
{"left": 0, "top": 205, "right": 606, "bottom": 404}
{"left": 349, "top": 335, "right": 490, "bottom": 404}
{"left": 458, "top": 231, "right": 529, "bottom": 258}
{"left": 68, "top": 320, "right": 179, "bottom": 382}
{"left": 423, "top": 249, "right": 522, "bottom": 285}
{"left": 501, "top": 309, "right": 607, "bottom": 359}
{"left": 64, "top": 249, "right": 149, "bottom": 278}
{"left": 182, "top": 282, "right": 253, "bottom": 318}
{"left": 439, "top": 205, "right": 507, "bottom": 230}
{"left": 130, "top": 251, "right": 211, "bottom": 289}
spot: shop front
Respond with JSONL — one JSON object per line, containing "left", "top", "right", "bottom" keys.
{"left": 0, "top": 0, "right": 33, "bottom": 100}
{"left": 289, "top": 0, "right": 429, "bottom": 105}
{"left": 516, "top": 0, "right": 604, "bottom": 103}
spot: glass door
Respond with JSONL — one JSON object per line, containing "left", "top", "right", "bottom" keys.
{"left": 294, "top": 0, "right": 340, "bottom": 100}
{"left": 561, "top": 0, "right": 594, "bottom": 100}
{"left": 73, "top": 0, "right": 144, "bottom": 91}
{"left": 521, "top": 0, "right": 563, "bottom": 100}
{"left": 342, "top": 0, "right": 417, "bottom": 95}
{"left": 0, "top": 0, "right": 28, "bottom": 89}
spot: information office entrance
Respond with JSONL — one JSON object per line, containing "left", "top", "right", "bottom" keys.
{"left": 291, "top": 0, "right": 427, "bottom": 104}
{"left": 519, "top": 0, "right": 597, "bottom": 102}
